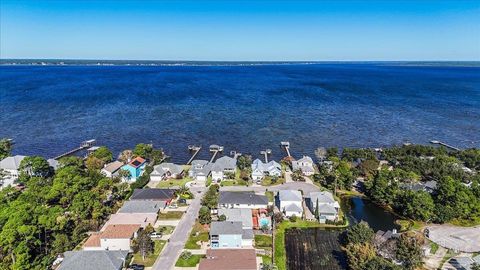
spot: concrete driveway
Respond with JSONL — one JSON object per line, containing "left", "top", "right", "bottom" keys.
{"left": 152, "top": 186, "right": 206, "bottom": 270}
{"left": 427, "top": 225, "right": 480, "bottom": 252}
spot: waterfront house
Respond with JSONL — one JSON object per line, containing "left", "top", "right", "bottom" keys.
{"left": 198, "top": 249, "right": 258, "bottom": 270}
{"left": 292, "top": 155, "right": 315, "bottom": 176}
{"left": 278, "top": 190, "right": 303, "bottom": 218}
{"left": 219, "top": 191, "right": 269, "bottom": 209}
{"left": 308, "top": 191, "right": 340, "bottom": 222}
{"left": 117, "top": 200, "right": 164, "bottom": 214}
{"left": 58, "top": 250, "right": 128, "bottom": 270}
{"left": 251, "top": 159, "right": 282, "bottom": 181}
{"left": 120, "top": 156, "right": 146, "bottom": 181}
{"left": 211, "top": 156, "right": 237, "bottom": 181}
{"left": 83, "top": 224, "right": 140, "bottom": 251}
{"left": 189, "top": 160, "right": 211, "bottom": 181}
{"left": 150, "top": 162, "right": 184, "bottom": 181}
{"left": 401, "top": 180, "right": 437, "bottom": 194}
{"left": 130, "top": 188, "right": 176, "bottom": 205}
{"left": 47, "top": 158, "right": 60, "bottom": 171}
{"left": 210, "top": 221, "right": 253, "bottom": 248}
{"left": 101, "top": 161, "right": 124, "bottom": 178}
{"left": 0, "top": 155, "right": 25, "bottom": 180}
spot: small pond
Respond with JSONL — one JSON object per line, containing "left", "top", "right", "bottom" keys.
{"left": 285, "top": 196, "right": 398, "bottom": 270}
{"left": 342, "top": 196, "right": 399, "bottom": 231}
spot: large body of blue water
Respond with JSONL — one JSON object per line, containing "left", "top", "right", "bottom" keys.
{"left": 1, "top": 63, "right": 479, "bottom": 162}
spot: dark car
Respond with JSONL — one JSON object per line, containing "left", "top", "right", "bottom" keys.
{"left": 128, "top": 264, "right": 145, "bottom": 270}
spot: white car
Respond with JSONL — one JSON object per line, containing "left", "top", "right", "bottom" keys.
{"left": 150, "top": 232, "right": 162, "bottom": 239}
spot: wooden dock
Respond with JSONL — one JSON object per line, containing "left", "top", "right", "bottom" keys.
{"left": 280, "top": 141, "right": 291, "bottom": 157}
{"left": 260, "top": 149, "right": 272, "bottom": 163}
{"left": 209, "top": 144, "right": 224, "bottom": 163}
{"left": 186, "top": 145, "right": 202, "bottom": 165}
{"left": 54, "top": 139, "right": 96, "bottom": 160}
{"left": 430, "top": 140, "right": 460, "bottom": 151}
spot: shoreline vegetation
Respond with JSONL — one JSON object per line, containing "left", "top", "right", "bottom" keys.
{"left": 0, "top": 138, "right": 479, "bottom": 269}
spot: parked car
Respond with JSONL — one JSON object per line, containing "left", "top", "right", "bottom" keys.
{"left": 128, "top": 264, "right": 145, "bottom": 270}
{"left": 150, "top": 232, "right": 162, "bottom": 239}
{"left": 178, "top": 198, "right": 187, "bottom": 204}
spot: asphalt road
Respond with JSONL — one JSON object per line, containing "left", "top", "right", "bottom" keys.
{"left": 151, "top": 182, "right": 319, "bottom": 270}
{"left": 151, "top": 186, "right": 206, "bottom": 270}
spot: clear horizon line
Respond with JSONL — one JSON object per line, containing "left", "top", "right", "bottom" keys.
{"left": 1, "top": 58, "right": 480, "bottom": 63}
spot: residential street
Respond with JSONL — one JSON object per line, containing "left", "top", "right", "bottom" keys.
{"left": 151, "top": 186, "right": 206, "bottom": 270}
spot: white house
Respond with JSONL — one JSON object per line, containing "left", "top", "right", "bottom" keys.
{"left": 101, "top": 161, "right": 124, "bottom": 178}
{"left": 83, "top": 224, "right": 140, "bottom": 251}
{"left": 211, "top": 156, "right": 237, "bottom": 181}
{"left": 251, "top": 159, "right": 282, "bottom": 181}
{"left": 292, "top": 156, "right": 315, "bottom": 176}
{"left": 189, "top": 160, "right": 211, "bottom": 181}
{"left": 0, "top": 155, "right": 26, "bottom": 180}
{"left": 278, "top": 190, "right": 303, "bottom": 218}
{"left": 308, "top": 191, "right": 340, "bottom": 222}
{"left": 150, "top": 163, "right": 184, "bottom": 181}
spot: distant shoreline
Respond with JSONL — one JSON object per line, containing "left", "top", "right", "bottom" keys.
{"left": 1, "top": 59, "right": 480, "bottom": 67}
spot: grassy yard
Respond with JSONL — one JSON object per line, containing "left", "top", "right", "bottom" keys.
{"left": 205, "top": 177, "right": 212, "bottom": 187}
{"left": 430, "top": 241, "right": 440, "bottom": 254}
{"left": 220, "top": 179, "right": 248, "bottom": 186}
{"left": 175, "top": 254, "right": 204, "bottom": 267}
{"left": 255, "top": 234, "right": 273, "bottom": 248}
{"left": 274, "top": 220, "right": 326, "bottom": 270}
{"left": 156, "top": 225, "right": 175, "bottom": 235}
{"left": 185, "top": 222, "right": 209, "bottom": 249}
{"left": 158, "top": 211, "right": 184, "bottom": 220}
{"left": 132, "top": 240, "right": 166, "bottom": 267}
{"left": 265, "top": 191, "right": 274, "bottom": 202}
{"left": 260, "top": 255, "right": 273, "bottom": 264}
{"left": 261, "top": 176, "right": 285, "bottom": 186}
{"left": 156, "top": 177, "right": 191, "bottom": 188}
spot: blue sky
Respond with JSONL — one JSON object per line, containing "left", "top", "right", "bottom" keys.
{"left": 1, "top": 0, "right": 479, "bottom": 61}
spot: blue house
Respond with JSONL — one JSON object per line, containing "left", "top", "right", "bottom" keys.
{"left": 121, "top": 157, "right": 146, "bottom": 181}
{"left": 210, "top": 221, "right": 253, "bottom": 248}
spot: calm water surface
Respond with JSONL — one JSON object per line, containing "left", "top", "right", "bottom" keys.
{"left": 1, "top": 64, "right": 479, "bottom": 162}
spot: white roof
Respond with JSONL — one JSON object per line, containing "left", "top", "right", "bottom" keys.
{"left": 278, "top": 190, "right": 302, "bottom": 202}
{"left": 0, "top": 155, "right": 26, "bottom": 170}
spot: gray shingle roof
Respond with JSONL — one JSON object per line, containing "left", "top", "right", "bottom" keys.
{"left": 284, "top": 203, "right": 303, "bottom": 212}
{"left": 278, "top": 190, "right": 302, "bottom": 202}
{"left": 309, "top": 191, "right": 335, "bottom": 204}
{"left": 118, "top": 200, "right": 164, "bottom": 213}
{"left": 130, "top": 189, "right": 176, "bottom": 201}
{"left": 212, "top": 156, "right": 236, "bottom": 172}
{"left": 317, "top": 204, "right": 337, "bottom": 215}
{"left": 102, "top": 161, "right": 124, "bottom": 173}
{"left": 58, "top": 250, "right": 128, "bottom": 270}
{"left": 219, "top": 191, "right": 268, "bottom": 205}
{"left": 151, "top": 163, "right": 183, "bottom": 176}
{"left": 218, "top": 208, "right": 253, "bottom": 228}
{"left": 210, "top": 221, "right": 243, "bottom": 235}
{"left": 0, "top": 155, "right": 26, "bottom": 170}
{"left": 242, "top": 229, "right": 254, "bottom": 240}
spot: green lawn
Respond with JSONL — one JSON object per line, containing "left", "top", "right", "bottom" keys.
{"left": 205, "top": 177, "right": 212, "bottom": 187}
{"left": 132, "top": 240, "right": 166, "bottom": 267}
{"left": 255, "top": 234, "right": 273, "bottom": 248}
{"left": 260, "top": 255, "right": 272, "bottom": 264}
{"left": 220, "top": 179, "right": 248, "bottom": 186}
{"left": 185, "top": 222, "right": 209, "bottom": 249}
{"left": 175, "top": 254, "right": 204, "bottom": 267}
{"left": 265, "top": 191, "right": 274, "bottom": 202}
{"left": 261, "top": 176, "right": 285, "bottom": 186}
{"left": 156, "top": 177, "right": 191, "bottom": 188}
{"left": 158, "top": 211, "right": 184, "bottom": 220}
{"left": 156, "top": 225, "right": 175, "bottom": 235}
{"left": 430, "top": 241, "right": 439, "bottom": 254}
